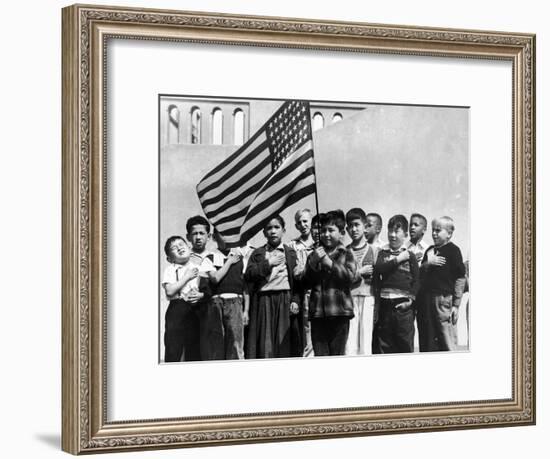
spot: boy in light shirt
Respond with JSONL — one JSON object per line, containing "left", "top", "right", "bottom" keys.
{"left": 408, "top": 213, "right": 430, "bottom": 263}
{"left": 162, "top": 236, "right": 211, "bottom": 362}
{"left": 345, "top": 208, "right": 376, "bottom": 355}
{"left": 365, "top": 212, "right": 386, "bottom": 254}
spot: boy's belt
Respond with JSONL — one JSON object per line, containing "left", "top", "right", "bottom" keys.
{"left": 212, "top": 293, "right": 242, "bottom": 300}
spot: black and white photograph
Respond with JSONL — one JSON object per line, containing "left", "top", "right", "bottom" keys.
{"left": 159, "top": 95, "right": 470, "bottom": 363}
{"left": 3, "top": 0, "right": 544, "bottom": 456}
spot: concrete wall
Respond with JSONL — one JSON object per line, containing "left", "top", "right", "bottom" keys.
{"left": 160, "top": 103, "right": 469, "bottom": 259}
{"left": 314, "top": 104, "right": 470, "bottom": 256}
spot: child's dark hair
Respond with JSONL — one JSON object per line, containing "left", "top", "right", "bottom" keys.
{"left": 387, "top": 214, "right": 409, "bottom": 233}
{"left": 264, "top": 214, "right": 285, "bottom": 230}
{"left": 409, "top": 213, "right": 427, "bottom": 227}
{"left": 346, "top": 207, "right": 367, "bottom": 225}
{"left": 164, "top": 235, "right": 186, "bottom": 257}
{"left": 320, "top": 209, "right": 346, "bottom": 232}
{"left": 366, "top": 212, "right": 383, "bottom": 229}
{"left": 186, "top": 215, "right": 210, "bottom": 234}
{"left": 311, "top": 213, "right": 324, "bottom": 227}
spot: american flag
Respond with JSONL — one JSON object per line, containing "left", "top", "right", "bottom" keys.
{"left": 196, "top": 100, "right": 317, "bottom": 247}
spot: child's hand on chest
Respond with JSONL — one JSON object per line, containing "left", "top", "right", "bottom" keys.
{"left": 427, "top": 248, "right": 446, "bottom": 267}
{"left": 266, "top": 249, "right": 285, "bottom": 267}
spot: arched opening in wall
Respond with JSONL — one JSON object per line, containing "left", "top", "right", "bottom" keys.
{"left": 190, "top": 107, "right": 201, "bottom": 144}
{"left": 332, "top": 112, "right": 343, "bottom": 124}
{"left": 212, "top": 108, "right": 223, "bottom": 145}
{"left": 167, "top": 104, "right": 180, "bottom": 144}
{"left": 233, "top": 109, "right": 245, "bottom": 146}
{"left": 312, "top": 112, "right": 324, "bottom": 132}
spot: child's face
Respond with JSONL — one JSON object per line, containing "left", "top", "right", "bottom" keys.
{"left": 187, "top": 224, "right": 209, "bottom": 252}
{"left": 364, "top": 216, "right": 380, "bottom": 242}
{"left": 320, "top": 223, "right": 344, "bottom": 249}
{"left": 263, "top": 218, "right": 285, "bottom": 247}
{"left": 409, "top": 217, "right": 426, "bottom": 242}
{"left": 388, "top": 225, "right": 407, "bottom": 250}
{"left": 295, "top": 213, "right": 311, "bottom": 238}
{"left": 346, "top": 218, "right": 366, "bottom": 243}
{"left": 311, "top": 224, "right": 320, "bottom": 244}
{"left": 431, "top": 220, "right": 452, "bottom": 247}
{"left": 167, "top": 239, "right": 190, "bottom": 265}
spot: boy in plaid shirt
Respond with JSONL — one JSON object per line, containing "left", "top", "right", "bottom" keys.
{"left": 303, "top": 210, "right": 356, "bottom": 356}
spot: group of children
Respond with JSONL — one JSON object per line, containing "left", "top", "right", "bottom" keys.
{"left": 161, "top": 209, "right": 467, "bottom": 362}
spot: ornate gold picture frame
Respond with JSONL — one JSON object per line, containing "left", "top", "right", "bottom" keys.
{"left": 62, "top": 3, "right": 535, "bottom": 454}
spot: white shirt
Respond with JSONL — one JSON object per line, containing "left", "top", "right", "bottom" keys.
{"left": 162, "top": 263, "right": 194, "bottom": 300}
{"left": 407, "top": 238, "right": 429, "bottom": 262}
{"left": 260, "top": 243, "right": 290, "bottom": 291}
{"left": 210, "top": 246, "right": 253, "bottom": 273}
{"left": 162, "top": 257, "right": 215, "bottom": 300}
{"left": 289, "top": 237, "right": 314, "bottom": 276}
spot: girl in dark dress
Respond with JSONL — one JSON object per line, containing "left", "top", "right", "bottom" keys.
{"left": 245, "top": 216, "right": 301, "bottom": 358}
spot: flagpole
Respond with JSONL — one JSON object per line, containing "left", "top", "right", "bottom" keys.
{"left": 304, "top": 101, "right": 322, "bottom": 242}
{"left": 304, "top": 101, "right": 325, "bottom": 326}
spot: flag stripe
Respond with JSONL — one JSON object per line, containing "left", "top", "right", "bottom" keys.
{"left": 197, "top": 127, "right": 266, "bottom": 186}
{"left": 210, "top": 206, "right": 248, "bottom": 228}
{"left": 240, "top": 168, "right": 315, "bottom": 233}
{"left": 197, "top": 136, "right": 268, "bottom": 198}
{"left": 200, "top": 156, "right": 271, "bottom": 211}
{"left": 220, "top": 167, "right": 315, "bottom": 236}
{"left": 207, "top": 142, "right": 313, "bottom": 232}
{"left": 257, "top": 143, "right": 313, "bottom": 197}
{"left": 215, "top": 158, "right": 314, "bottom": 234}
{"left": 204, "top": 178, "right": 263, "bottom": 222}
{"left": 238, "top": 183, "right": 317, "bottom": 245}
{"left": 237, "top": 176, "right": 317, "bottom": 244}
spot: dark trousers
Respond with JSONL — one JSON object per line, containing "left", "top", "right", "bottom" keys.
{"left": 290, "top": 309, "right": 304, "bottom": 358}
{"left": 164, "top": 299, "right": 201, "bottom": 362}
{"left": 207, "top": 296, "right": 245, "bottom": 360}
{"left": 417, "top": 293, "right": 458, "bottom": 352}
{"left": 311, "top": 317, "right": 350, "bottom": 356}
{"left": 373, "top": 297, "right": 415, "bottom": 354}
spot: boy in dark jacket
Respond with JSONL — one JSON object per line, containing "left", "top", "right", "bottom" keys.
{"left": 372, "top": 214, "right": 419, "bottom": 354}
{"left": 416, "top": 216, "right": 466, "bottom": 352}
{"left": 303, "top": 210, "right": 356, "bottom": 356}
